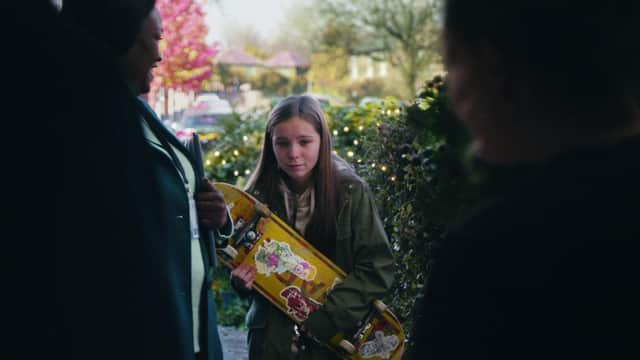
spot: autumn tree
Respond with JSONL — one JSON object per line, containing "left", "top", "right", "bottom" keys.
{"left": 306, "top": 48, "right": 350, "bottom": 98}
{"left": 271, "top": 2, "right": 326, "bottom": 55}
{"left": 222, "top": 24, "right": 269, "bottom": 60}
{"left": 151, "top": 0, "right": 217, "bottom": 112}
{"left": 319, "top": 0, "right": 443, "bottom": 97}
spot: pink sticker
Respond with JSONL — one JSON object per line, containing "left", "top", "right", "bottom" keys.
{"left": 279, "top": 286, "right": 321, "bottom": 322}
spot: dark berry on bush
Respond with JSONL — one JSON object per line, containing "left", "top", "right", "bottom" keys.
{"left": 397, "top": 143, "right": 412, "bottom": 154}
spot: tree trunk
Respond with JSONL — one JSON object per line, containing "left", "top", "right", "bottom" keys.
{"left": 401, "top": 44, "right": 419, "bottom": 97}
{"left": 164, "top": 88, "right": 169, "bottom": 118}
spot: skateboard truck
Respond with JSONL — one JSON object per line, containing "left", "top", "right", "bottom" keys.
{"left": 224, "top": 202, "right": 272, "bottom": 255}
{"left": 352, "top": 300, "right": 385, "bottom": 341}
{"left": 335, "top": 300, "right": 391, "bottom": 357}
{"left": 295, "top": 325, "right": 356, "bottom": 356}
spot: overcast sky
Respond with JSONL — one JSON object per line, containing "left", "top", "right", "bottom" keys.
{"left": 204, "top": 0, "right": 310, "bottom": 47}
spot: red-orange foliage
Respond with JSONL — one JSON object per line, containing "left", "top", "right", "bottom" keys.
{"left": 151, "top": 0, "right": 217, "bottom": 94}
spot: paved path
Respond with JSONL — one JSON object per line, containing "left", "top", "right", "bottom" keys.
{"left": 219, "top": 326, "right": 248, "bottom": 360}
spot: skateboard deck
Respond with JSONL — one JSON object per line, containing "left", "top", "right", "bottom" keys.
{"left": 213, "top": 182, "right": 405, "bottom": 360}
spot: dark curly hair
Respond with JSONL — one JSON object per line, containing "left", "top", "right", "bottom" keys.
{"left": 61, "top": 0, "right": 156, "bottom": 55}
{"left": 444, "top": 0, "right": 640, "bottom": 113}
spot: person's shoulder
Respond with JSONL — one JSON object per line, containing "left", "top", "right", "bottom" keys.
{"left": 446, "top": 143, "right": 640, "bottom": 260}
{"left": 135, "top": 96, "right": 155, "bottom": 112}
{"left": 333, "top": 156, "right": 369, "bottom": 193}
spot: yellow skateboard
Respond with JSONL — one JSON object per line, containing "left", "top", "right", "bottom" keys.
{"left": 214, "top": 182, "right": 405, "bottom": 360}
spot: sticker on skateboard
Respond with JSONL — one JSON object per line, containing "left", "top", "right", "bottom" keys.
{"left": 358, "top": 329, "right": 400, "bottom": 359}
{"left": 280, "top": 285, "right": 322, "bottom": 322}
{"left": 254, "top": 239, "right": 318, "bottom": 281}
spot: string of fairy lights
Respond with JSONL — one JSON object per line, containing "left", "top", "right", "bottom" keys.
{"left": 204, "top": 106, "right": 403, "bottom": 182}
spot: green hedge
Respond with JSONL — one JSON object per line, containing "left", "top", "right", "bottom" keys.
{"left": 202, "top": 111, "right": 266, "bottom": 188}
{"left": 330, "top": 77, "right": 483, "bottom": 354}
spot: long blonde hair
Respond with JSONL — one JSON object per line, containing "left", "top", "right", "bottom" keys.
{"left": 245, "top": 95, "right": 338, "bottom": 258}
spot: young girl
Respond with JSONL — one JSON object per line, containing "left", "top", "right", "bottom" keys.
{"left": 231, "top": 95, "right": 395, "bottom": 359}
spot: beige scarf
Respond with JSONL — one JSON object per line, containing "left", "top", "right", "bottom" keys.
{"left": 279, "top": 180, "right": 315, "bottom": 235}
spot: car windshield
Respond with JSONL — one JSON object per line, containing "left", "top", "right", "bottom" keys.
{"left": 182, "top": 114, "right": 218, "bottom": 128}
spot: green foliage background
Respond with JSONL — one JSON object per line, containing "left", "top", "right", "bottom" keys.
{"left": 202, "top": 110, "right": 266, "bottom": 189}
{"left": 198, "top": 76, "right": 481, "bottom": 356}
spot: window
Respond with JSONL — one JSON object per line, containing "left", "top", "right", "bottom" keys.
{"left": 350, "top": 56, "right": 359, "bottom": 80}
{"left": 379, "top": 62, "right": 388, "bottom": 77}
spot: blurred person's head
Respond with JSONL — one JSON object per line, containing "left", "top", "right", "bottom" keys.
{"left": 443, "top": 0, "right": 640, "bottom": 164}
{"left": 62, "top": 0, "right": 155, "bottom": 55}
{"left": 61, "top": 0, "right": 161, "bottom": 94}
{"left": 117, "top": 8, "right": 163, "bottom": 95}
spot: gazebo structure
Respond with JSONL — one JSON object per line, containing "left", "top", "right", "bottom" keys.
{"left": 216, "top": 48, "right": 263, "bottom": 80}
{"left": 263, "top": 51, "right": 309, "bottom": 78}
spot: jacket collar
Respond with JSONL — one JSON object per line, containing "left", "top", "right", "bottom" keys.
{"left": 135, "top": 98, "right": 203, "bottom": 182}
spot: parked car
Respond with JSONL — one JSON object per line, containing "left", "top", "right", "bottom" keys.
{"left": 193, "top": 92, "right": 220, "bottom": 105}
{"left": 175, "top": 98, "right": 234, "bottom": 139}
{"left": 359, "top": 97, "right": 383, "bottom": 107}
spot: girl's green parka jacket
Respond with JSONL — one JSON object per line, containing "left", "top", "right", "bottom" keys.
{"left": 236, "top": 160, "right": 395, "bottom": 359}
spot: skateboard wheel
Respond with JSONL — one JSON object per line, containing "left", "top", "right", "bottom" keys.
{"left": 373, "top": 299, "right": 387, "bottom": 313}
{"left": 222, "top": 245, "right": 238, "bottom": 259}
{"left": 246, "top": 231, "right": 257, "bottom": 241}
{"left": 338, "top": 339, "right": 356, "bottom": 354}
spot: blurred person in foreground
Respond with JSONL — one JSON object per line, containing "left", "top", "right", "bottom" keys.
{"left": 62, "top": 2, "right": 231, "bottom": 359}
{"left": 412, "top": 1, "right": 640, "bottom": 359}
{"left": 55, "top": 0, "right": 227, "bottom": 360}
{"left": 5, "top": 0, "right": 162, "bottom": 358}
